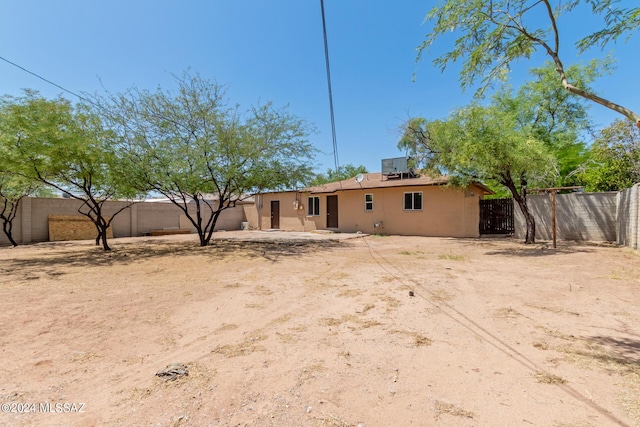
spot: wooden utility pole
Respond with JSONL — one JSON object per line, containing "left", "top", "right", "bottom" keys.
{"left": 551, "top": 190, "right": 556, "bottom": 249}
{"left": 528, "top": 186, "right": 583, "bottom": 249}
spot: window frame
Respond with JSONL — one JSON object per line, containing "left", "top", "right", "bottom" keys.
{"left": 364, "top": 193, "right": 373, "bottom": 212}
{"left": 403, "top": 191, "right": 423, "bottom": 211}
{"left": 308, "top": 196, "right": 320, "bottom": 216}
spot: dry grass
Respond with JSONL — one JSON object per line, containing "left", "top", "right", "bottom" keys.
{"left": 70, "top": 351, "right": 101, "bottom": 363}
{"left": 609, "top": 267, "right": 640, "bottom": 282}
{"left": 399, "top": 250, "right": 424, "bottom": 256}
{"left": 526, "top": 303, "right": 580, "bottom": 316}
{"left": 215, "top": 323, "right": 239, "bottom": 332}
{"left": 553, "top": 339, "right": 640, "bottom": 422}
{"left": 391, "top": 330, "right": 432, "bottom": 347}
{"left": 320, "top": 314, "right": 382, "bottom": 330}
{"left": 211, "top": 333, "right": 267, "bottom": 357}
{"left": 337, "top": 289, "right": 363, "bottom": 298}
{"left": 356, "top": 303, "right": 375, "bottom": 314}
{"left": 245, "top": 302, "right": 267, "bottom": 309}
{"left": 276, "top": 332, "right": 296, "bottom": 343}
{"left": 535, "top": 326, "right": 575, "bottom": 341}
{"left": 414, "top": 334, "right": 432, "bottom": 347}
{"left": 534, "top": 371, "right": 567, "bottom": 384}
{"left": 250, "top": 285, "right": 273, "bottom": 296}
{"left": 381, "top": 295, "right": 401, "bottom": 312}
{"left": 434, "top": 400, "right": 474, "bottom": 419}
{"left": 121, "top": 361, "right": 215, "bottom": 408}
{"left": 495, "top": 307, "right": 523, "bottom": 319}
{"left": 554, "top": 339, "right": 640, "bottom": 377}
{"left": 356, "top": 319, "right": 383, "bottom": 329}
{"left": 438, "top": 253, "right": 467, "bottom": 261}
{"left": 533, "top": 341, "right": 550, "bottom": 350}
{"left": 619, "top": 371, "right": 640, "bottom": 424}
{"left": 320, "top": 315, "right": 358, "bottom": 327}
{"left": 269, "top": 314, "right": 293, "bottom": 325}
{"left": 314, "top": 414, "right": 354, "bottom": 427}
{"left": 430, "top": 288, "right": 453, "bottom": 302}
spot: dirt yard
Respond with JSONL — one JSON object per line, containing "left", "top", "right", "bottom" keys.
{"left": 0, "top": 232, "right": 639, "bottom": 427}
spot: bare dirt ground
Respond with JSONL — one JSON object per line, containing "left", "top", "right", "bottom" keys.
{"left": 0, "top": 232, "right": 639, "bottom": 427}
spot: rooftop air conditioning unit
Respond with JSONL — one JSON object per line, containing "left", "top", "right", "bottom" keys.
{"left": 381, "top": 157, "right": 409, "bottom": 175}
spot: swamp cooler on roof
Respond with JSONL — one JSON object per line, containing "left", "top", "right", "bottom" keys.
{"left": 381, "top": 157, "right": 410, "bottom": 175}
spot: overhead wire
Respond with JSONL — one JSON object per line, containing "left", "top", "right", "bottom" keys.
{"left": 319, "top": 0, "right": 342, "bottom": 189}
{"left": 0, "top": 55, "right": 140, "bottom": 136}
{"left": 0, "top": 55, "right": 94, "bottom": 106}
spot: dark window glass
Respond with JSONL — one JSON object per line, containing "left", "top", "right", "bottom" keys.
{"left": 413, "top": 192, "right": 422, "bottom": 210}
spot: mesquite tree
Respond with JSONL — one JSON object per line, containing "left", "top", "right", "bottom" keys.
{"left": 419, "top": 0, "right": 640, "bottom": 127}
{"left": 400, "top": 104, "right": 556, "bottom": 244}
{"left": 0, "top": 172, "right": 37, "bottom": 247}
{"left": 102, "top": 73, "right": 316, "bottom": 246}
{"left": 1, "top": 92, "right": 139, "bottom": 250}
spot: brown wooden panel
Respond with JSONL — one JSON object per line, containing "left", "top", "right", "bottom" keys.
{"left": 326, "top": 195, "right": 338, "bottom": 228}
{"left": 48, "top": 215, "right": 113, "bottom": 241}
{"left": 270, "top": 201, "right": 280, "bottom": 229}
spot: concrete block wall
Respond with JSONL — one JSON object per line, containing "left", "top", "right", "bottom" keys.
{"left": 617, "top": 184, "right": 640, "bottom": 250}
{"left": 135, "top": 203, "right": 183, "bottom": 235}
{"left": 0, "top": 197, "right": 249, "bottom": 246}
{"left": 514, "top": 191, "right": 618, "bottom": 242}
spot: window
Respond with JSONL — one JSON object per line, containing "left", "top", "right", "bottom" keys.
{"left": 404, "top": 192, "right": 422, "bottom": 210}
{"left": 365, "top": 194, "right": 373, "bottom": 211}
{"left": 308, "top": 196, "right": 320, "bottom": 216}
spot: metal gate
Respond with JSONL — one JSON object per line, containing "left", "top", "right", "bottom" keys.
{"left": 479, "top": 199, "right": 514, "bottom": 235}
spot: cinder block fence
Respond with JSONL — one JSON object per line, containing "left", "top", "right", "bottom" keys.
{"left": 514, "top": 183, "right": 640, "bottom": 250}
{"left": 0, "top": 197, "right": 250, "bottom": 246}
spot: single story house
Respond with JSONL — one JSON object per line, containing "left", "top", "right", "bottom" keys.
{"left": 247, "top": 172, "right": 493, "bottom": 237}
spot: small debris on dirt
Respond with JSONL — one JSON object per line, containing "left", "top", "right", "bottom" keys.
{"left": 434, "top": 400, "right": 474, "bottom": 419}
{"left": 534, "top": 371, "right": 566, "bottom": 384}
{"left": 409, "top": 291, "right": 414, "bottom": 297}
{"left": 155, "top": 362, "right": 189, "bottom": 381}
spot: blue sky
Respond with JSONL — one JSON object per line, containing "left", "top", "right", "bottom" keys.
{"left": 1, "top": 1, "right": 638, "bottom": 174}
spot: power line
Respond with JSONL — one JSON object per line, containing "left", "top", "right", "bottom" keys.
{"left": 319, "top": 0, "right": 342, "bottom": 187}
{"left": 0, "top": 55, "right": 128, "bottom": 131}
{"left": 0, "top": 55, "right": 90, "bottom": 103}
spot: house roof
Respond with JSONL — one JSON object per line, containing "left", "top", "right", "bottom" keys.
{"left": 304, "top": 172, "right": 493, "bottom": 195}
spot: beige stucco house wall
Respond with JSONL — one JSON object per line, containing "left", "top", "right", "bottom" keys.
{"left": 249, "top": 173, "right": 492, "bottom": 238}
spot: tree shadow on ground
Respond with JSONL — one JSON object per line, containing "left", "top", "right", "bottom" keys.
{"left": 2, "top": 238, "right": 346, "bottom": 281}
{"left": 483, "top": 246, "right": 595, "bottom": 257}
{"left": 480, "top": 240, "right": 609, "bottom": 257}
{"left": 587, "top": 336, "right": 640, "bottom": 368}
{"left": 455, "top": 237, "right": 616, "bottom": 257}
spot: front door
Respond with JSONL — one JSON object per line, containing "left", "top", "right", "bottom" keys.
{"left": 326, "top": 195, "right": 338, "bottom": 228}
{"left": 270, "top": 201, "right": 280, "bottom": 229}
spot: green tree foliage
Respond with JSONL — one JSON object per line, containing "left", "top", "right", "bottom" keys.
{"left": 310, "top": 164, "right": 368, "bottom": 185}
{"left": 0, "top": 92, "right": 139, "bottom": 250}
{"left": 495, "top": 62, "right": 599, "bottom": 186}
{"left": 0, "top": 98, "right": 42, "bottom": 246}
{"left": 581, "top": 119, "right": 640, "bottom": 191}
{"left": 0, "top": 172, "right": 37, "bottom": 247}
{"left": 419, "top": 0, "right": 640, "bottom": 126}
{"left": 400, "top": 104, "right": 555, "bottom": 243}
{"left": 103, "top": 73, "right": 316, "bottom": 247}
